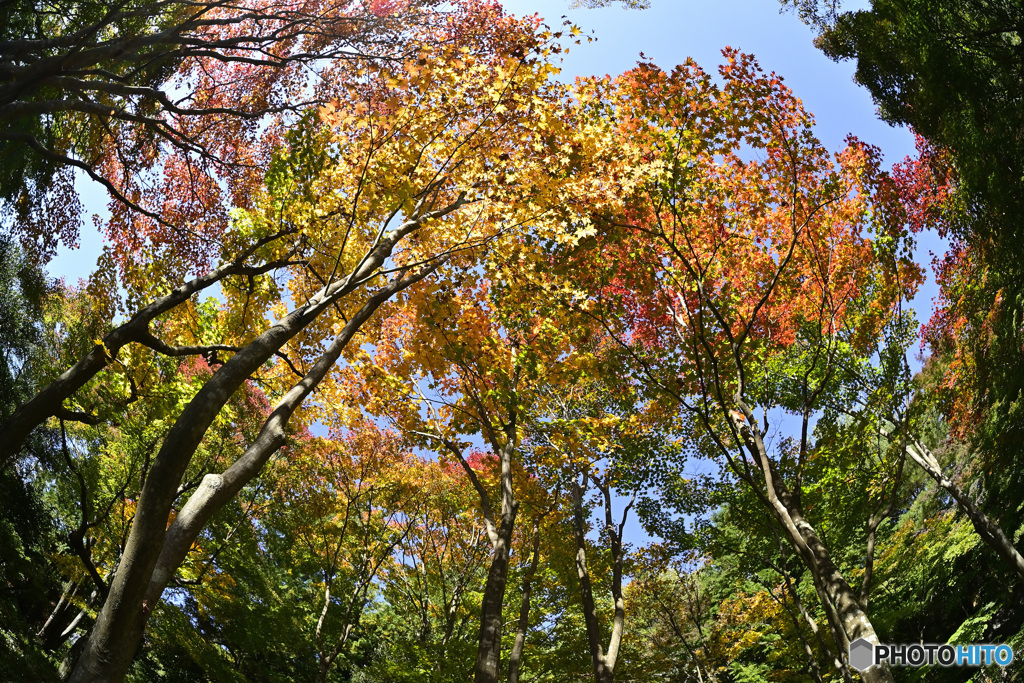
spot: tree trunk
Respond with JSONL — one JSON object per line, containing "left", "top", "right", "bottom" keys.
{"left": 907, "top": 439, "right": 1024, "bottom": 581}
{"left": 474, "top": 437, "right": 519, "bottom": 683}
{"left": 571, "top": 473, "right": 630, "bottom": 683}
{"left": 66, "top": 296, "right": 360, "bottom": 681}
{"left": 474, "top": 517, "right": 516, "bottom": 683}
{"left": 734, "top": 409, "right": 893, "bottom": 683}
{"left": 66, "top": 212, "right": 449, "bottom": 682}
{"left": 38, "top": 581, "right": 89, "bottom": 652}
{"left": 572, "top": 478, "right": 612, "bottom": 683}
{"left": 773, "top": 491, "right": 892, "bottom": 683}
{"left": 315, "top": 581, "right": 334, "bottom": 683}
{"left": 599, "top": 483, "right": 629, "bottom": 678}
{"left": 316, "top": 658, "right": 331, "bottom": 683}
{"left": 144, "top": 267, "right": 434, "bottom": 604}
{"left": 507, "top": 519, "right": 541, "bottom": 683}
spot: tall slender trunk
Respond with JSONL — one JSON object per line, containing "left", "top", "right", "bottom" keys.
{"left": 571, "top": 474, "right": 629, "bottom": 683}
{"left": 38, "top": 581, "right": 89, "bottom": 652}
{"left": 442, "top": 578, "right": 467, "bottom": 648}
{"left": 474, "top": 437, "right": 519, "bottom": 683}
{"left": 316, "top": 657, "right": 331, "bottom": 683}
{"left": 315, "top": 580, "right": 335, "bottom": 683}
{"left": 732, "top": 406, "right": 893, "bottom": 683}
{"left": 507, "top": 518, "right": 541, "bottom": 683}
{"left": 573, "top": 478, "right": 610, "bottom": 683}
{"left": 474, "top": 522, "right": 515, "bottom": 683}
{"left": 907, "top": 439, "right": 1024, "bottom": 581}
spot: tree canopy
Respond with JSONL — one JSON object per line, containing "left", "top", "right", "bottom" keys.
{"left": 1, "top": 1, "right": 1021, "bottom": 682}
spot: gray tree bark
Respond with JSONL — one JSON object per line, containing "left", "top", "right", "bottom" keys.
{"left": 0, "top": 229, "right": 296, "bottom": 467}
{"left": 507, "top": 518, "right": 541, "bottom": 683}
{"left": 906, "top": 438, "right": 1024, "bottom": 581}
{"left": 66, "top": 202, "right": 461, "bottom": 682}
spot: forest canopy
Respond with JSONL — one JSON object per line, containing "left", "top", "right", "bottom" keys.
{"left": 1, "top": 1, "right": 1021, "bottom": 682}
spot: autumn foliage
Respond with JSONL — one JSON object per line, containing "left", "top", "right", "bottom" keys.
{"left": 3, "top": 2, "right": 1022, "bottom": 682}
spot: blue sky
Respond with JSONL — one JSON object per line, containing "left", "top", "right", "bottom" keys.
{"left": 44, "top": 0, "right": 945, "bottom": 549}
{"left": 502, "top": 0, "right": 946, "bottom": 313}
{"left": 503, "top": 0, "right": 912, "bottom": 163}
{"left": 52, "top": 0, "right": 943, "bottom": 318}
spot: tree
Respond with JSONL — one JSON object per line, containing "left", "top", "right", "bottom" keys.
{"left": 0, "top": 6, "right": 599, "bottom": 679}
{"left": 0, "top": 0, "right": 444, "bottom": 262}
{"left": 567, "top": 469, "right": 630, "bottom": 683}
{"left": 29, "top": 291, "right": 286, "bottom": 671}
{"left": 627, "top": 551, "right": 725, "bottom": 683}
{"left": 505, "top": 499, "right": 557, "bottom": 683}
{"left": 0, "top": 236, "right": 68, "bottom": 680}
{"left": 527, "top": 373, "right": 670, "bottom": 683}
{"left": 828, "top": 137, "right": 1024, "bottom": 586}
{"left": 365, "top": 458, "right": 491, "bottom": 682}
{"left": 808, "top": 0, "right": 1024, "bottom": 252}
{"left": 352, "top": 254, "right": 602, "bottom": 683}
{"left": 268, "top": 422, "right": 421, "bottom": 682}
{"left": 790, "top": 0, "right": 1024, "bottom": 595}
{"left": 574, "top": 50, "right": 921, "bottom": 682}
{"left": 13, "top": 2, "right": 1011, "bottom": 679}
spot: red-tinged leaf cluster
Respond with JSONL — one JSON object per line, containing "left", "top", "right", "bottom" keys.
{"left": 891, "top": 134, "right": 961, "bottom": 237}
{"left": 890, "top": 135, "right": 998, "bottom": 441}
{"left": 920, "top": 242, "right": 992, "bottom": 440}
{"left": 176, "top": 356, "right": 213, "bottom": 383}
{"left": 573, "top": 50, "right": 922, "bottom": 403}
{"left": 91, "top": 0, "right": 461, "bottom": 281}
{"left": 84, "top": 0, "right": 596, "bottom": 425}
{"left": 274, "top": 420, "right": 414, "bottom": 514}
{"left": 461, "top": 449, "right": 500, "bottom": 473}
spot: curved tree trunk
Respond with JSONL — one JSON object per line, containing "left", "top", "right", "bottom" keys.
{"left": 733, "top": 408, "right": 894, "bottom": 683}
{"left": 65, "top": 212, "right": 450, "bottom": 682}
{"left": 0, "top": 230, "right": 295, "bottom": 467}
{"left": 907, "top": 438, "right": 1024, "bottom": 581}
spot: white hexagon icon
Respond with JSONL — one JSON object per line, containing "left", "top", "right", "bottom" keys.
{"left": 849, "top": 638, "right": 875, "bottom": 672}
